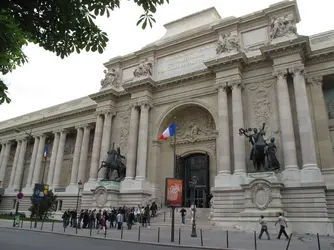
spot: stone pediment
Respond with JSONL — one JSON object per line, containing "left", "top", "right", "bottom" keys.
{"left": 0, "top": 96, "right": 96, "bottom": 131}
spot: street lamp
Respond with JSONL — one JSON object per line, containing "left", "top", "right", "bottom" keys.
{"left": 189, "top": 176, "right": 198, "bottom": 238}
{"left": 13, "top": 128, "right": 33, "bottom": 227}
{"left": 75, "top": 180, "right": 83, "bottom": 227}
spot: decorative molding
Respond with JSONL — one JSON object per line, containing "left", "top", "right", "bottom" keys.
{"left": 250, "top": 182, "right": 273, "bottom": 210}
{"left": 272, "top": 69, "right": 288, "bottom": 79}
{"left": 288, "top": 65, "right": 305, "bottom": 76}
{"left": 216, "top": 79, "right": 230, "bottom": 92}
{"left": 306, "top": 75, "right": 323, "bottom": 86}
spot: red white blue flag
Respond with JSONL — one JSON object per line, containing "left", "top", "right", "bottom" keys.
{"left": 158, "top": 122, "right": 176, "bottom": 140}
{"left": 43, "top": 145, "right": 48, "bottom": 160}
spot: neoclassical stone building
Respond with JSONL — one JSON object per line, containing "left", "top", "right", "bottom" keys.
{"left": 1, "top": 0, "right": 334, "bottom": 235}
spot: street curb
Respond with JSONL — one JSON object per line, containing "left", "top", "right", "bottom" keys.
{"left": 1, "top": 226, "right": 244, "bottom": 250}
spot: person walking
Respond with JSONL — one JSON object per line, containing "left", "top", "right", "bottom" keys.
{"left": 180, "top": 207, "right": 187, "bottom": 225}
{"left": 275, "top": 212, "right": 289, "bottom": 240}
{"left": 258, "top": 215, "right": 270, "bottom": 240}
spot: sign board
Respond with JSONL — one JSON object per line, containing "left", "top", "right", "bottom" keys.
{"left": 165, "top": 178, "right": 183, "bottom": 207}
{"left": 33, "top": 183, "right": 49, "bottom": 203}
{"left": 16, "top": 192, "right": 24, "bottom": 200}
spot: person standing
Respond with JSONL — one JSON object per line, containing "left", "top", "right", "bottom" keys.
{"left": 275, "top": 212, "right": 289, "bottom": 240}
{"left": 116, "top": 211, "right": 123, "bottom": 230}
{"left": 180, "top": 207, "right": 187, "bottom": 225}
{"left": 258, "top": 215, "right": 270, "bottom": 240}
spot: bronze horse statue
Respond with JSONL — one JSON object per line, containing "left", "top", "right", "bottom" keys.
{"left": 98, "top": 144, "right": 126, "bottom": 181}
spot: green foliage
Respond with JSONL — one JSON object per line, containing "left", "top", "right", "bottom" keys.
{"left": 0, "top": 0, "right": 169, "bottom": 104}
{"left": 28, "top": 190, "right": 57, "bottom": 219}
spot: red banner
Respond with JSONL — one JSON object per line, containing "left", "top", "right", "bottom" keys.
{"left": 166, "top": 178, "right": 183, "bottom": 207}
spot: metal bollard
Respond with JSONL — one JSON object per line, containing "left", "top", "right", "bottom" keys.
{"left": 178, "top": 228, "right": 181, "bottom": 245}
{"left": 63, "top": 226, "right": 66, "bottom": 233}
{"left": 254, "top": 231, "right": 257, "bottom": 250}
{"left": 40, "top": 220, "right": 44, "bottom": 230}
{"left": 164, "top": 212, "right": 166, "bottom": 222}
{"left": 20, "top": 220, "right": 23, "bottom": 228}
{"left": 285, "top": 233, "right": 293, "bottom": 250}
{"left": 90, "top": 227, "right": 92, "bottom": 236}
{"left": 200, "top": 229, "right": 203, "bottom": 246}
{"left": 121, "top": 226, "right": 123, "bottom": 239}
{"left": 104, "top": 227, "right": 107, "bottom": 238}
{"left": 30, "top": 219, "right": 32, "bottom": 229}
{"left": 76, "top": 225, "right": 78, "bottom": 234}
{"left": 138, "top": 226, "right": 141, "bottom": 241}
{"left": 157, "top": 227, "right": 160, "bottom": 243}
{"left": 226, "top": 230, "right": 229, "bottom": 248}
{"left": 317, "top": 233, "right": 321, "bottom": 250}
{"left": 51, "top": 221, "right": 54, "bottom": 231}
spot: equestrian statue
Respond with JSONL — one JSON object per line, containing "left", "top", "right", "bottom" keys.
{"left": 239, "top": 123, "right": 280, "bottom": 172}
{"left": 98, "top": 143, "right": 126, "bottom": 181}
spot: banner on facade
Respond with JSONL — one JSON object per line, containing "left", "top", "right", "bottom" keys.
{"left": 33, "top": 183, "right": 49, "bottom": 203}
{"left": 165, "top": 178, "right": 183, "bottom": 207}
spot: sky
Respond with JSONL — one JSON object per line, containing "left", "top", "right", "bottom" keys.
{"left": 0, "top": 0, "right": 333, "bottom": 122}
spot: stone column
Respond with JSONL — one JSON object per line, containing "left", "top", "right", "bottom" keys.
{"left": 126, "top": 105, "right": 140, "bottom": 179}
{"left": 230, "top": 80, "right": 246, "bottom": 176}
{"left": 216, "top": 81, "right": 231, "bottom": 175}
{"left": 8, "top": 140, "right": 22, "bottom": 188}
{"left": 47, "top": 132, "right": 60, "bottom": 185}
{"left": 0, "top": 142, "right": 12, "bottom": 187}
{"left": 98, "top": 111, "right": 113, "bottom": 179}
{"left": 26, "top": 136, "right": 40, "bottom": 187}
{"left": 52, "top": 130, "right": 67, "bottom": 187}
{"left": 274, "top": 69, "right": 299, "bottom": 177}
{"left": 32, "top": 135, "right": 46, "bottom": 185}
{"left": 0, "top": 143, "right": 5, "bottom": 169}
{"left": 290, "top": 66, "right": 322, "bottom": 182}
{"left": 69, "top": 126, "right": 84, "bottom": 185}
{"left": 151, "top": 140, "right": 161, "bottom": 185}
{"left": 77, "top": 125, "right": 92, "bottom": 183}
{"left": 13, "top": 139, "right": 28, "bottom": 189}
{"left": 136, "top": 101, "right": 151, "bottom": 180}
{"left": 307, "top": 76, "right": 334, "bottom": 169}
{"left": 88, "top": 114, "right": 104, "bottom": 182}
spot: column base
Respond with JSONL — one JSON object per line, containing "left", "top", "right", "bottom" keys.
{"left": 120, "top": 178, "right": 149, "bottom": 192}
{"left": 214, "top": 174, "right": 231, "bottom": 187}
{"left": 230, "top": 172, "right": 247, "bottom": 186}
{"left": 66, "top": 184, "right": 80, "bottom": 193}
{"left": 22, "top": 187, "right": 34, "bottom": 195}
{"left": 301, "top": 164, "right": 324, "bottom": 183}
{"left": 282, "top": 165, "right": 300, "bottom": 185}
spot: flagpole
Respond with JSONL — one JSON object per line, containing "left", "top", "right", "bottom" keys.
{"left": 173, "top": 119, "right": 177, "bottom": 178}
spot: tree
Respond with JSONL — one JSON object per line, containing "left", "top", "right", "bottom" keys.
{"left": 29, "top": 190, "right": 57, "bottom": 219}
{"left": 0, "top": 0, "right": 169, "bottom": 104}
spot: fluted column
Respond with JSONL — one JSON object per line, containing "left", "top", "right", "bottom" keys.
{"left": 47, "top": 132, "right": 60, "bottom": 185}
{"left": 136, "top": 101, "right": 151, "bottom": 180}
{"left": 274, "top": 69, "right": 298, "bottom": 172}
{"left": 77, "top": 125, "right": 92, "bottom": 183}
{"left": 230, "top": 80, "right": 246, "bottom": 175}
{"left": 307, "top": 76, "right": 334, "bottom": 169}
{"left": 32, "top": 135, "right": 46, "bottom": 185}
{"left": 0, "top": 142, "right": 12, "bottom": 187}
{"left": 9, "top": 140, "right": 22, "bottom": 188}
{"left": 126, "top": 105, "right": 140, "bottom": 179}
{"left": 216, "top": 81, "right": 231, "bottom": 175}
{"left": 88, "top": 114, "right": 104, "bottom": 182}
{"left": 290, "top": 66, "right": 322, "bottom": 182}
{"left": 0, "top": 143, "right": 5, "bottom": 170}
{"left": 98, "top": 111, "right": 113, "bottom": 179}
{"left": 13, "top": 139, "right": 28, "bottom": 189}
{"left": 26, "top": 136, "right": 39, "bottom": 187}
{"left": 69, "top": 126, "right": 84, "bottom": 185}
{"left": 52, "top": 130, "right": 67, "bottom": 187}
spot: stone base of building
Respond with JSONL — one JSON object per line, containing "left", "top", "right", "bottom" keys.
{"left": 211, "top": 170, "right": 334, "bottom": 236}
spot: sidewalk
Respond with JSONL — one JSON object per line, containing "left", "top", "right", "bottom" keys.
{"left": 0, "top": 219, "right": 333, "bottom": 250}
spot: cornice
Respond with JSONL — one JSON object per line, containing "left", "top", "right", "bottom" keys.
{"left": 0, "top": 106, "right": 96, "bottom": 135}
{"left": 122, "top": 76, "right": 156, "bottom": 93}
{"left": 204, "top": 52, "right": 248, "bottom": 71}
{"left": 306, "top": 46, "right": 334, "bottom": 65}
{"left": 89, "top": 88, "right": 121, "bottom": 102}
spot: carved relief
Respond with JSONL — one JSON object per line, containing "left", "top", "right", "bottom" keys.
{"left": 216, "top": 32, "right": 240, "bottom": 54}
{"left": 119, "top": 110, "right": 130, "bottom": 153}
{"left": 171, "top": 106, "right": 216, "bottom": 144}
{"left": 250, "top": 182, "right": 272, "bottom": 210}
{"left": 100, "top": 68, "right": 121, "bottom": 90}
{"left": 64, "top": 136, "right": 75, "bottom": 155}
{"left": 94, "top": 188, "right": 108, "bottom": 208}
{"left": 269, "top": 14, "right": 297, "bottom": 40}
{"left": 133, "top": 58, "right": 153, "bottom": 77}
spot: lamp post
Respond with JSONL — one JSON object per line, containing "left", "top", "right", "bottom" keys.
{"left": 189, "top": 176, "right": 198, "bottom": 238}
{"left": 12, "top": 128, "right": 33, "bottom": 227}
{"left": 75, "top": 180, "right": 83, "bottom": 227}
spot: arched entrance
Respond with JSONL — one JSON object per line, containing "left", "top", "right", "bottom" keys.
{"left": 176, "top": 153, "right": 210, "bottom": 208}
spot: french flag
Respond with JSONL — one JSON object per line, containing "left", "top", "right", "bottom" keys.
{"left": 43, "top": 145, "right": 48, "bottom": 160}
{"left": 158, "top": 122, "right": 176, "bottom": 140}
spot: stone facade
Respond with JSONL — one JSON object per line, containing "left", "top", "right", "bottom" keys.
{"left": 1, "top": 1, "right": 334, "bottom": 235}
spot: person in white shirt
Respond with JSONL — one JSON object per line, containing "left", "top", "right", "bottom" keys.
{"left": 275, "top": 212, "right": 289, "bottom": 240}
{"left": 258, "top": 215, "right": 270, "bottom": 240}
{"left": 116, "top": 211, "right": 123, "bottom": 230}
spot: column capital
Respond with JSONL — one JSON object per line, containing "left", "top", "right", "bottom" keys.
{"left": 75, "top": 124, "right": 87, "bottom": 130}
{"left": 84, "top": 125, "right": 94, "bottom": 131}
{"left": 95, "top": 108, "right": 116, "bottom": 117}
{"left": 0, "top": 140, "right": 12, "bottom": 146}
{"left": 138, "top": 100, "right": 153, "bottom": 110}
{"left": 306, "top": 75, "right": 323, "bottom": 86}
{"left": 288, "top": 66, "right": 305, "bottom": 76}
{"left": 273, "top": 69, "right": 288, "bottom": 79}
{"left": 228, "top": 79, "right": 243, "bottom": 90}
{"left": 216, "top": 79, "right": 230, "bottom": 92}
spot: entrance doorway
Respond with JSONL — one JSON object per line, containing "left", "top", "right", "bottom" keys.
{"left": 175, "top": 153, "right": 210, "bottom": 208}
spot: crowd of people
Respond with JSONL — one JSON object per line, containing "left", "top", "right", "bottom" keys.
{"left": 61, "top": 202, "right": 158, "bottom": 233}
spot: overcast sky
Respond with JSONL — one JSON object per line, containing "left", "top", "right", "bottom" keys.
{"left": 0, "top": 0, "right": 332, "bottom": 122}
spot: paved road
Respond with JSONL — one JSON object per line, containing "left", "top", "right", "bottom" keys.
{"left": 0, "top": 228, "right": 207, "bottom": 250}
{"left": 1, "top": 220, "right": 334, "bottom": 250}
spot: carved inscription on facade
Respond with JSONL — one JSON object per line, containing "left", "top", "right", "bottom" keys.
{"left": 156, "top": 43, "right": 217, "bottom": 80}
{"left": 170, "top": 106, "right": 216, "bottom": 144}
